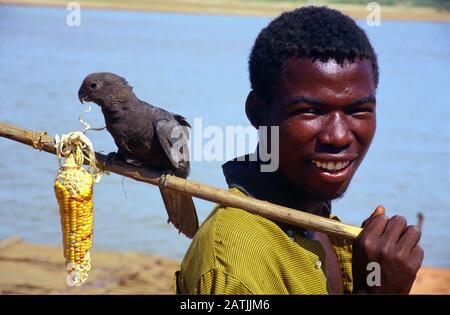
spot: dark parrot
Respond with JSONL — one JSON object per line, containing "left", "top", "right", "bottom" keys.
{"left": 77, "top": 72, "right": 198, "bottom": 238}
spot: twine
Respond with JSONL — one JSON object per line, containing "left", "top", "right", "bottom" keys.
{"left": 31, "top": 131, "right": 53, "bottom": 151}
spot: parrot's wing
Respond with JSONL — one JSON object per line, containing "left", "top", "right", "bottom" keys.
{"left": 155, "top": 119, "right": 198, "bottom": 239}
{"left": 155, "top": 119, "right": 190, "bottom": 171}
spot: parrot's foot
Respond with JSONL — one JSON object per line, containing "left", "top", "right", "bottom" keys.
{"left": 105, "top": 151, "right": 144, "bottom": 168}
{"left": 103, "top": 151, "right": 121, "bottom": 168}
{"left": 124, "top": 158, "right": 143, "bottom": 167}
{"left": 163, "top": 169, "right": 175, "bottom": 176}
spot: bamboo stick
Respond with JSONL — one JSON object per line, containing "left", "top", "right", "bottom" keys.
{"left": 0, "top": 121, "right": 362, "bottom": 239}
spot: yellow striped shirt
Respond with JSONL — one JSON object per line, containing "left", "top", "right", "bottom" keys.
{"left": 174, "top": 188, "right": 353, "bottom": 294}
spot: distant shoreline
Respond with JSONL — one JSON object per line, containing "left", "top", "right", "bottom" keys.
{"left": 0, "top": 0, "right": 449, "bottom": 23}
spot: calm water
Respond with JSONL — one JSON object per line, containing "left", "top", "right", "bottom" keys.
{"left": 0, "top": 5, "right": 449, "bottom": 267}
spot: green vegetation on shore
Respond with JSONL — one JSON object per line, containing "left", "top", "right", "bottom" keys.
{"left": 0, "top": 0, "right": 449, "bottom": 22}
{"left": 240, "top": 0, "right": 449, "bottom": 11}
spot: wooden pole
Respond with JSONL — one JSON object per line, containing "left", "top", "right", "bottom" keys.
{"left": 0, "top": 121, "right": 362, "bottom": 239}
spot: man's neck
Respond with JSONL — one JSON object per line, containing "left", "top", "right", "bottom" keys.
{"left": 296, "top": 197, "right": 329, "bottom": 217}
{"left": 222, "top": 154, "right": 331, "bottom": 218}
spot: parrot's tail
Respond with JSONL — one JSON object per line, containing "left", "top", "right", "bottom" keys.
{"left": 159, "top": 187, "right": 199, "bottom": 238}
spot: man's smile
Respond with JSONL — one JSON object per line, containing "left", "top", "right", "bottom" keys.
{"left": 309, "top": 157, "right": 357, "bottom": 183}
{"left": 311, "top": 159, "right": 351, "bottom": 172}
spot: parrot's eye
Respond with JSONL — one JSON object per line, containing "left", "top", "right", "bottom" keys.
{"left": 90, "top": 83, "right": 98, "bottom": 89}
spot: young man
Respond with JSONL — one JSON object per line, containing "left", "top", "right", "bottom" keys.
{"left": 175, "top": 6, "right": 423, "bottom": 294}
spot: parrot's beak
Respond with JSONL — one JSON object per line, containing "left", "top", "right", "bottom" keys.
{"left": 78, "top": 87, "right": 88, "bottom": 104}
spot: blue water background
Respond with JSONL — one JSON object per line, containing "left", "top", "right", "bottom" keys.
{"left": 0, "top": 5, "right": 449, "bottom": 266}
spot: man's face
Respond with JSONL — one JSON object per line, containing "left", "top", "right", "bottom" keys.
{"left": 267, "top": 58, "right": 376, "bottom": 201}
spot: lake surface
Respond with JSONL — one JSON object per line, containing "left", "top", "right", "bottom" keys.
{"left": 0, "top": 5, "right": 449, "bottom": 267}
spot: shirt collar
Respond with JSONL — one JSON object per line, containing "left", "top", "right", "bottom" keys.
{"left": 222, "top": 154, "right": 332, "bottom": 235}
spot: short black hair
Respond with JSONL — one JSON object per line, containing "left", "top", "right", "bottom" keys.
{"left": 249, "top": 6, "right": 379, "bottom": 103}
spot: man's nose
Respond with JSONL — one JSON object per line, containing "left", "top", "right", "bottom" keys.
{"left": 317, "top": 112, "right": 353, "bottom": 149}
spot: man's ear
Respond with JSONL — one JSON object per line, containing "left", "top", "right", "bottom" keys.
{"left": 245, "top": 90, "right": 268, "bottom": 129}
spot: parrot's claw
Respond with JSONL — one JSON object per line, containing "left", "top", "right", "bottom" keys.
{"left": 103, "top": 152, "right": 119, "bottom": 168}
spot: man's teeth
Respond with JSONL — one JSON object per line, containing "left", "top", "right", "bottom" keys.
{"left": 312, "top": 160, "right": 350, "bottom": 171}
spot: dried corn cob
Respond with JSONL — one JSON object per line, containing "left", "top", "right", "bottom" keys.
{"left": 54, "top": 132, "right": 102, "bottom": 286}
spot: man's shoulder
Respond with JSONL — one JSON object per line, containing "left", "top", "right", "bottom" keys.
{"left": 178, "top": 206, "right": 284, "bottom": 293}
{"left": 177, "top": 189, "right": 293, "bottom": 292}
{"left": 210, "top": 206, "right": 281, "bottom": 247}
{"left": 189, "top": 200, "right": 287, "bottom": 265}
{"left": 199, "top": 189, "right": 287, "bottom": 249}
{"left": 176, "top": 188, "right": 335, "bottom": 294}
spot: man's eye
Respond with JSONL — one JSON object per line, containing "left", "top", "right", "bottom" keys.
{"left": 349, "top": 108, "right": 372, "bottom": 114}
{"left": 293, "top": 108, "right": 321, "bottom": 115}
